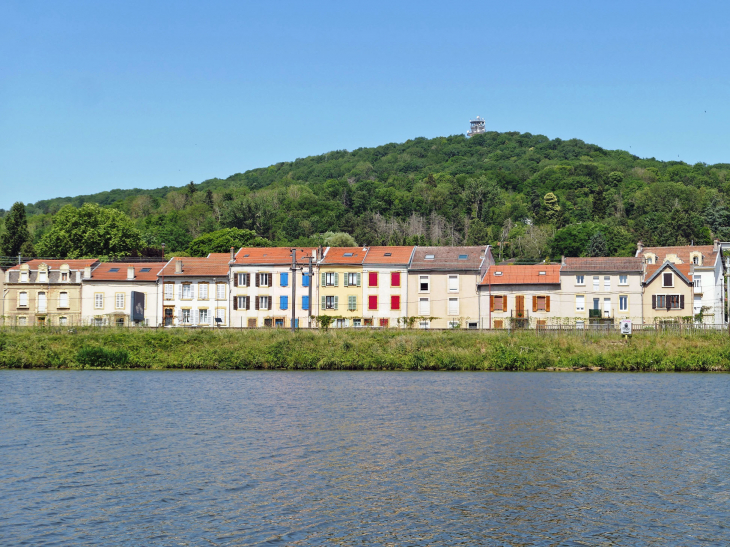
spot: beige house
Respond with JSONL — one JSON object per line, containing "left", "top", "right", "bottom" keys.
{"left": 407, "top": 246, "right": 492, "bottom": 329}
{"left": 559, "top": 257, "right": 644, "bottom": 325}
{"left": 3, "top": 259, "right": 99, "bottom": 326}
{"left": 316, "top": 247, "right": 367, "bottom": 328}
{"left": 81, "top": 262, "right": 163, "bottom": 326}
{"left": 643, "top": 262, "right": 694, "bottom": 323}
{"left": 479, "top": 265, "right": 561, "bottom": 329}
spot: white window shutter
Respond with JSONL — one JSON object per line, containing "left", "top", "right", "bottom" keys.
{"left": 334, "top": 296, "right": 339, "bottom": 310}
{"left": 356, "top": 273, "right": 361, "bottom": 287}
{"left": 334, "top": 272, "right": 339, "bottom": 286}
{"left": 177, "top": 309, "right": 182, "bottom": 323}
{"left": 192, "top": 309, "right": 199, "bottom": 325}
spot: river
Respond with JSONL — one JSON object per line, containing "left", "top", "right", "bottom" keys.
{"left": 1, "top": 371, "right": 729, "bottom": 545}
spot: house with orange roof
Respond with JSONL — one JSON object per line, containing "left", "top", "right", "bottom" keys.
{"left": 3, "top": 259, "right": 99, "bottom": 326}
{"left": 231, "top": 247, "right": 318, "bottom": 328}
{"left": 80, "top": 262, "right": 164, "bottom": 326}
{"left": 559, "top": 257, "right": 644, "bottom": 326}
{"left": 479, "top": 264, "right": 561, "bottom": 329}
{"left": 317, "top": 247, "right": 368, "bottom": 327}
{"left": 407, "top": 246, "right": 492, "bottom": 329}
{"left": 637, "top": 240, "right": 725, "bottom": 323}
{"left": 361, "top": 246, "right": 415, "bottom": 328}
{"left": 642, "top": 262, "right": 695, "bottom": 323}
{"left": 157, "top": 253, "right": 232, "bottom": 327}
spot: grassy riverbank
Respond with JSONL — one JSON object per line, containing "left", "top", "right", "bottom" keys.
{"left": 1, "top": 327, "right": 729, "bottom": 371}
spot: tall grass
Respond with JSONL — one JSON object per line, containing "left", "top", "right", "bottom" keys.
{"left": 0, "top": 327, "right": 728, "bottom": 371}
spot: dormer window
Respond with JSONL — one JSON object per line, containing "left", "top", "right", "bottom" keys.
{"left": 20, "top": 271, "right": 28, "bottom": 283}
{"left": 692, "top": 256, "right": 699, "bottom": 265}
{"left": 425, "top": 254, "right": 435, "bottom": 260}
{"left": 39, "top": 271, "right": 48, "bottom": 283}
{"left": 61, "top": 272, "right": 68, "bottom": 282}
{"left": 458, "top": 254, "right": 468, "bottom": 260}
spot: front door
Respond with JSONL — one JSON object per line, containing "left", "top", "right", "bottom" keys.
{"left": 164, "top": 307, "right": 174, "bottom": 326}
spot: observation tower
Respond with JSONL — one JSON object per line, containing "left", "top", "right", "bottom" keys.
{"left": 467, "top": 116, "right": 486, "bottom": 137}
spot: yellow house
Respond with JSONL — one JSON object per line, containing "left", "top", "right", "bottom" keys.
{"left": 316, "top": 247, "right": 367, "bottom": 327}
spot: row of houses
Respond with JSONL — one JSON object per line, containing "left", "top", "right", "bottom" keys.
{"left": 0, "top": 241, "right": 726, "bottom": 328}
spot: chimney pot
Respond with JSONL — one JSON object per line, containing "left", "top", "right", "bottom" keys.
{"left": 127, "top": 266, "right": 135, "bottom": 280}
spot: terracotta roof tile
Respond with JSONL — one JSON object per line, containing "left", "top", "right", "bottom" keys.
{"left": 410, "top": 246, "right": 487, "bottom": 270}
{"left": 561, "top": 257, "right": 643, "bottom": 272}
{"left": 481, "top": 264, "right": 561, "bottom": 285}
{"left": 235, "top": 247, "right": 317, "bottom": 265}
{"left": 89, "top": 262, "right": 163, "bottom": 281}
{"left": 363, "top": 246, "right": 415, "bottom": 265}
{"left": 9, "top": 259, "right": 99, "bottom": 271}
{"left": 320, "top": 247, "right": 367, "bottom": 265}
{"left": 158, "top": 256, "right": 230, "bottom": 277}
{"left": 645, "top": 262, "right": 693, "bottom": 280}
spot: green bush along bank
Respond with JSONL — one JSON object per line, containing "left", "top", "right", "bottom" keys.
{"left": 1, "top": 328, "right": 729, "bottom": 371}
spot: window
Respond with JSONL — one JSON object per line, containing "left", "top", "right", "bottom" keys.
{"left": 536, "top": 296, "right": 546, "bottom": 311}
{"left": 576, "top": 320, "right": 585, "bottom": 330}
{"left": 368, "top": 271, "right": 378, "bottom": 287}
{"left": 390, "top": 271, "right": 401, "bottom": 287}
{"left": 216, "top": 308, "right": 225, "bottom": 324}
{"left": 603, "top": 298, "right": 611, "bottom": 316}
{"left": 458, "top": 254, "right": 468, "bottom": 260}
{"left": 368, "top": 295, "right": 378, "bottom": 310}
{"left": 494, "top": 271, "right": 503, "bottom": 276}
{"left": 593, "top": 298, "right": 600, "bottom": 310}
{"left": 647, "top": 256, "right": 653, "bottom": 264}
{"left": 324, "top": 272, "right": 338, "bottom": 286}
{"left": 493, "top": 295, "right": 505, "bottom": 311}
{"left": 384, "top": 253, "right": 392, "bottom": 257}
{"left": 302, "top": 274, "right": 310, "bottom": 287}
{"left": 325, "top": 296, "right": 338, "bottom": 310}
{"left": 258, "top": 273, "right": 271, "bottom": 287}
{"left": 39, "top": 271, "right": 48, "bottom": 283}
{"left": 348, "top": 295, "right": 357, "bottom": 311}
{"left": 182, "top": 309, "right": 191, "bottom": 324}
{"left": 576, "top": 275, "right": 585, "bottom": 285}
{"left": 343, "top": 252, "right": 353, "bottom": 257}
{"left": 18, "top": 316, "right": 27, "bottom": 326}
{"left": 199, "top": 309, "right": 209, "bottom": 325}
{"left": 425, "top": 254, "right": 435, "bottom": 260}
{"left": 116, "top": 293, "right": 125, "bottom": 309}
{"left": 280, "top": 272, "right": 288, "bottom": 287}
{"left": 391, "top": 295, "right": 400, "bottom": 310}
{"left": 419, "top": 321, "right": 430, "bottom": 329}
{"left": 468, "top": 322, "right": 478, "bottom": 329}
{"left": 181, "top": 284, "right": 192, "bottom": 299}
{"left": 20, "top": 271, "right": 28, "bottom": 283}
{"left": 353, "top": 319, "right": 362, "bottom": 327}
{"left": 694, "top": 277, "right": 702, "bottom": 290}
{"left": 576, "top": 295, "right": 585, "bottom": 312}
{"left": 345, "top": 272, "right": 360, "bottom": 287}
{"left": 662, "top": 273, "right": 673, "bottom": 287}
{"left": 363, "top": 318, "right": 373, "bottom": 327}
{"left": 258, "top": 296, "right": 270, "bottom": 310}
{"left": 164, "top": 283, "right": 174, "bottom": 300}
{"left": 18, "top": 291, "right": 28, "bottom": 307}
{"left": 236, "top": 273, "right": 249, "bottom": 287}
{"left": 59, "top": 317, "right": 67, "bottom": 326}
{"left": 419, "top": 297, "right": 430, "bottom": 316}
{"left": 693, "top": 256, "right": 699, "bottom": 265}
{"left": 419, "top": 276, "right": 430, "bottom": 292}
{"left": 302, "top": 295, "right": 310, "bottom": 310}
{"left": 448, "top": 298, "right": 459, "bottom": 315}
{"left": 280, "top": 295, "right": 288, "bottom": 310}
{"left": 448, "top": 275, "right": 459, "bottom": 292}
{"left": 109, "top": 268, "right": 119, "bottom": 273}
{"left": 604, "top": 276, "right": 610, "bottom": 290}
{"left": 140, "top": 268, "right": 151, "bottom": 273}
{"left": 95, "top": 293, "right": 103, "bottom": 309}
{"left": 37, "top": 292, "right": 47, "bottom": 312}
{"left": 379, "top": 318, "right": 389, "bottom": 328}
{"left": 656, "top": 295, "right": 681, "bottom": 309}
{"left": 199, "top": 283, "right": 208, "bottom": 299}
{"left": 236, "top": 296, "right": 249, "bottom": 310}
{"left": 592, "top": 276, "right": 599, "bottom": 290}
{"left": 61, "top": 272, "right": 68, "bottom": 281}
{"left": 619, "top": 295, "right": 628, "bottom": 312}
{"left": 216, "top": 284, "right": 226, "bottom": 300}
{"left": 619, "top": 275, "right": 628, "bottom": 285}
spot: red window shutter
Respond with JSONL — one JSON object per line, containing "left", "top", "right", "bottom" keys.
{"left": 391, "top": 295, "right": 400, "bottom": 310}
{"left": 391, "top": 271, "right": 400, "bottom": 287}
{"left": 368, "top": 295, "right": 378, "bottom": 310}
{"left": 369, "top": 272, "right": 378, "bottom": 287}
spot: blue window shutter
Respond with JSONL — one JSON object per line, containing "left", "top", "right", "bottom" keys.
{"left": 302, "top": 273, "right": 310, "bottom": 287}
{"left": 280, "top": 272, "right": 288, "bottom": 287}
{"left": 295, "top": 319, "right": 299, "bottom": 328}
{"left": 302, "top": 295, "right": 310, "bottom": 310}
{"left": 280, "top": 295, "right": 288, "bottom": 310}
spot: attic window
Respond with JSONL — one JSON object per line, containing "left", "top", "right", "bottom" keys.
{"left": 344, "top": 253, "right": 353, "bottom": 257}
{"left": 243, "top": 254, "right": 249, "bottom": 258}
{"left": 425, "top": 254, "right": 435, "bottom": 260}
{"left": 458, "top": 254, "right": 468, "bottom": 260}
{"left": 494, "top": 271, "right": 503, "bottom": 276}
{"left": 109, "top": 268, "right": 120, "bottom": 272}
{"left": 539, "top": 271, "right": 546, "bottom": 275}
{"left": 140, "top": 268, "right": 151, "bottom": 272}
{"left": 384, "top": 253, "right": 392, "bottom": 256}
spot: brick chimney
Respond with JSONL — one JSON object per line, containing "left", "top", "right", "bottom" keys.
{"left": 230, "top": 246, "right": 235, "bottom": 262}
{"left": 175, "top": 260, "right": 183, "bottom": 274}
{"left": 127, "top": 266, "right": 135, "bottom": 280}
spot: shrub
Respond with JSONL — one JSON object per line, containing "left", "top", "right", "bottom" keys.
{"left": 76, "top": 346, "right": 130, "bottom": 368}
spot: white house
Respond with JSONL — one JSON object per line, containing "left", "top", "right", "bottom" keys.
{"left": 361, "top": 246, "right": 414, "bottom": 328}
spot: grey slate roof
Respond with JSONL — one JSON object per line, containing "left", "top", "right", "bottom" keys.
{"left": 409, "top": 246, "right": 487, "bottom": 271}
{"left": 561, "top": 257, "right": 643, "bottom": 273}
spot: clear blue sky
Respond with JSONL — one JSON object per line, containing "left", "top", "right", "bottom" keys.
{"left": 1, "top": 0, "right": 729, "bottom": 209}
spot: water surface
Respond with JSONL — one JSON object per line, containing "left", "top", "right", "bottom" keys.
{"left": 1, "top": 371, "right": 729, "bottom": 545}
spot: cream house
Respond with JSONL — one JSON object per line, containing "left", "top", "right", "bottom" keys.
{"left": 643, "top": 262, "right": 694, "bottom": 323}
{"left": 407, "top": 246, "right": 492, "bottom": 329}
{"left": 316, "top": 247, "right": 367, "bottom": 328}
{"left": 231, "top": 247, "right": 317, "bottom": 328}
{"left": 361, "top": 246, "right": 414, "bottom": 328}
{"left": 479, "top": 265, "right": 561, "bottom": 329}
{"left": 558, "top": 257, "right": 644, "bottom": 325}
{"left": 81, "top": 262, "right": 163, "bottom": 326}
{"left": 157, "top": 254, "right": 232, "bottom": 327}
{"left": 3, "top": 259, "right": 98, "bottom": 326}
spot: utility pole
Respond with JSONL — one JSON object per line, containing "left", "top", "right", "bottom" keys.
{"left": 291, "top": 248, "right": 297, "bottom": 332}
{"left": 308, "top": 256, "right": 313, "bottom": 329}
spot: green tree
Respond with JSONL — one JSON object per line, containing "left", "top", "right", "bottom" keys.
{"left": 465, "top": 218, "right": 489, "bottom": 245}
{"left": 35, "top": 203, "right": 142, "bottom": 258}
{"left": 592, "top": 186, "right": 607, "bottom": 218}
{"left": 187, "top": 228, "right": 271, "bottom": 256}
{"left": 323, "top": 232, "right": 357, "bottom": 247}
{"left": 0, "top": 202, "right": 31, "bottom": 256}
{"left": 543, "top": 192, "right": 560, "bottom": 223}
{"left": 587, "top": 231, "right": 608, "bottom": 257}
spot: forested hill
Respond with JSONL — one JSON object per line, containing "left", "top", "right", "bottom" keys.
{"left": 11, "top": 131, "right": 730, "bottom": 261}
